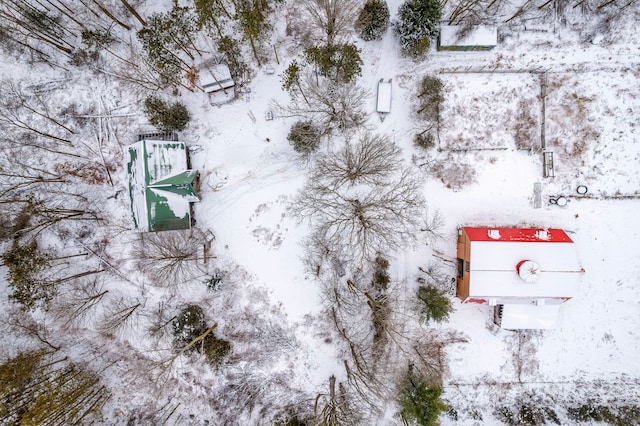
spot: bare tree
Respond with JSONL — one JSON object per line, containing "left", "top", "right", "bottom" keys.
{"left": 50, "top": 278, "right": 108, "bottom": 328}
{"left": 301, "top": 0, "right": 359, "bottom": 44}
{"left": 274, "top": 74, "right": 369, "bottom": 135}
{"left": 97, "top": 296, "right": 141, "bottom": 336}
{"left": 313, "top": 375, "right": 361, "bottom": 426}
{"left": 292, "top": 133, "right": 424, "bottom": 264}
{"left": 133, "top": 229, "right": 209, "bottom": 286}
{"left": 420, "top": 207, "right": 445, "bottom": 246}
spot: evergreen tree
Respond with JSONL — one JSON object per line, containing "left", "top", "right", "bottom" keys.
{"left": 0, "top": 350, "right": 109, "bottom": 424}
{"left": 217, "top": 36, "right": 247, "bottom": 80}
{"left": 137, "top": 4, "right": 199, "bottom": 85}
{"left": 416, "top": 75, "right": 444, "bottom": 122}
{"left": 355, "top": 0, "right": 390, "bottom": 41}
{"left": 194, "top": 0, "right": 233, "bottom": 36}
{"left": 234, "top": 0, "right": 273, "bottom": 65}
{"left": 398, "top": 367, "right": 446, "bottom": 426}
{"left": 143, "top": 96, "right": 192, "bottom": 132}
{"left": 417, "top": 285, "right": 452, "bottom": 323}
{"left": 282, "top": 60, "right": 303, "bottom": 94}
{"left": 172, "top": 305, "right": 232, "bottom": 366}
{"left": 304, "top": 42, "right": 363, "bottom": 84}
{"left": 394, "top": 0, "right": 442, "bottom": 58}
{"left": 2, "top": 242, "right": 52, "bottom": 310}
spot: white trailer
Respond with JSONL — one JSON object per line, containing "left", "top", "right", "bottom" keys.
{"left": 376, "top": 79, "right": 392, "bottom": 121}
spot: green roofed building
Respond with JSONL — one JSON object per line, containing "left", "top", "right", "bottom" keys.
{"left": 127, "top": 140, "right": 199, "bottom": 232}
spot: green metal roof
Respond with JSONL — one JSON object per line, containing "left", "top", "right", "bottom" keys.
{"left": 127, "top": 140, "right": 199, "bottom": 232}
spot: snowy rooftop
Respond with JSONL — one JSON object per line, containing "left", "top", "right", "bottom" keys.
{"left": 466, "top": 228, "right": 584, "bottom": 299}
{"left": 127, "top": 140, "right": 198, "bottom": 232}
{"left": 200, "top": 64, "right": 235, "bottom": 93}
{"left": 439, "top": 25, "right": 498, "bottom": 48}
{"left": 376, "top": 80, "right": 392, "bottom": 113}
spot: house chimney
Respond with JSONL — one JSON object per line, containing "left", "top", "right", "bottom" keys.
{"left": 535, "top": 229, "right": 550, "bottom": 240}
{"left": 487, "top": 229, "right": 501, "bottom": 240}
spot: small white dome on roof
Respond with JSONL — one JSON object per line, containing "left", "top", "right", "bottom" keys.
{"left": 516, "top": 260, "right": 540, "bottom": 283}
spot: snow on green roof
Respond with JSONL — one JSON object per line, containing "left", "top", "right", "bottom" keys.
{"left": 127, "top": 140, "right": 199, "bottom": 232}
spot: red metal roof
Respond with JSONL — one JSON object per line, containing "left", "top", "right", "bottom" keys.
{"left": 463, "top": 227, "right": 573, "bottom": 243}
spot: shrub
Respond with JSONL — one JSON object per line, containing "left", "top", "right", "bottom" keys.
{"left": 417, "top": 285, "right": 452, "bottom": 323}
{"left": 371, "top": 255, "right": 390, "bottom": 291}
{"left": 417, "top": 75, "right": 444, "bottom": 122}
{"left": 414, "top": 132, "right": 435, "bottom": 150}
{"left": 172, "top": 305, "right": 207, "bottom": 348}
{"left": 398, "top": 368, "right": 446, "bottom": 426}
{"left": 394, "top": 0, "right": 442, "bottom": 58}
{"left": 355, "top": 0, "right": 390, "bottom": 41}
{"left": 430, "top": 156, "right": 478, "bottom": 191}
{"left": 143, "top": 96, "right": 191, "bottom": 132}
{"left": 288, "top": 120, "right": 322, "bottom": 156}
{"left": 202, "top": 334, "right": 232, "bottom": 366}
{"left": 567, "top": 404, "right": 617, "bottom": 423}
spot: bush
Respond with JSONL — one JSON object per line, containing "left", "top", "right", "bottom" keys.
{"left": 417, "top": 285, "right": 452, "bottom": 323}
{"left": 398, "top": 368, "right": 446, "bottom": 426}
{"left": 202, "top": 334, "right": 232, "bottom": 366}
{"left": 567, "top": 404, "right": 617, "bottom": 423}
{"left": 417, "top": 75, "right": 444, "bottom": 122}
{"left": 371, "top": 255, "right": 390, "bottom": 291}
{"left": 355, "top": 0, "right": 390, "bottom": 41}
{"left": 172, "top": 305, "right": 207, "bottom": 348}
{"left": 143, "top": 96, "right": 191, "bottom": 132}
{"left": 288, "top": 120, "right": 322, "bottom": 156}
{"left": 394, "top": 0, "right": 442, "bottom": 58}
{"left": 414, "top": 132, "right": 435, "bottom": 150}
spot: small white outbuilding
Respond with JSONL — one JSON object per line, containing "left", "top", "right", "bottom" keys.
{"left": 438, "top": 25, "right": 498, "bottom": 51}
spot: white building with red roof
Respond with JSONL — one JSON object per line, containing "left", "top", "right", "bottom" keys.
{"left": 456, "top": 227, "right": 585, "bottom": 329}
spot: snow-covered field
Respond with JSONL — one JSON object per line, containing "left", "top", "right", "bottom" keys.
{"left": 1, "top": 0, "right": 639, "bottom": 424}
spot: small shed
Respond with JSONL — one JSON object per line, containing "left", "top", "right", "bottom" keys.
{"left": 456, "top": 227, "right": 585, "bottom": 329}
{"left": 200, "top": 64, "right": 235, "bottom": 105}
{"left": 127, "top": 140, "right": 199, "bottom": 232}
{"left": 376, "top": 79, "right": 392, "bottom": 120}
{"left": 438, "top": 25, "right": 498, "bottom": 51}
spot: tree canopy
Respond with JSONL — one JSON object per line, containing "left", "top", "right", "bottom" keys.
{"left": 394, "top": 0, "right": 442, "bottom": 58}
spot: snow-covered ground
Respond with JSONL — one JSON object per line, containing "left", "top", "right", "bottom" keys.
{"left": 1, "top": 0, "right": 640, "bottom": 424}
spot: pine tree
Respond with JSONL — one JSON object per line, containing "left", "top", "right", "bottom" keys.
{"left": 217, "top": 36, "right": 247, "bottom": 80}
{"left": 398, "top": 367, "right": 446, "bottom": 426}
{"left": 304, "top": 42, "right": 363, "bottom": 84}
{"left": 355, "top": 0, "right": 390, "bottom": 41}
{"left": 394, "top": 0, "right": 442, "bottom": 58}
{"left": 2, "top": 242, "right": 53, "bottom": 310}
{"left": 416, "top": 285, "right": 452, "bottom": 323}
{"left": 0, "top": 350, "right": 109, "bottom": 424}
{"left": 137, "top": 4, "right": 199, "bottom": 85}
{"left": 234, "top": 0, "right": 273, "bottom": 66}
{"left": 172, "top": 305, "right": 232, "bottom": 366}
{"left": 143, "top": 96, "right": 192, "bottom": 132}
